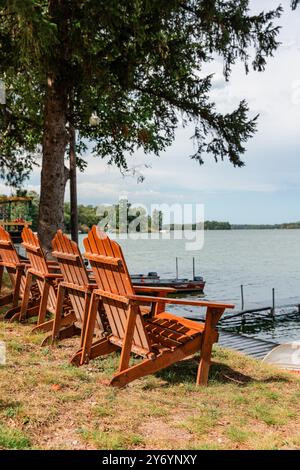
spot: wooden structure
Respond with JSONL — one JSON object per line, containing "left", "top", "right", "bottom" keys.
{"left": 49, "top": 230, "right": 172, "bottom": 356}
{"left": 20, "top": 227, "right": 71, "bottom": 330}
{"left": 0, "top": 226, "right": 40, "bottom": 321}
{"left": 218, "top": 330, "right": 278, "bottom": 360}
{"left": 72, "top": 226, "right": 234, "bottom": 387}
{"left": 0, "top": 196, "right": 33, "bottom": 244}
{"left": 44, "top": 230, "right": 107, "bottom": 345}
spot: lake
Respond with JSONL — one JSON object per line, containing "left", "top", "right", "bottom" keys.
{"left": 79, "top": 229, "right": 300, "bottom": 344}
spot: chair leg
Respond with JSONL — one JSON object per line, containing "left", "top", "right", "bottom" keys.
{"left": 196, "top": 336, "right": 214, "bottom": 386}
{"left": 51, "top": 285, "right": 65, "bottom": 340}
{"left": 57, "top": 324, "right": 81, "bottom": 340}
{"left": 7, "top": 304, "right": 39, "bottom": 323}
{"left": 19, "top": 272, "right": 33, "bottom": 321}
{"left": 12, "top": 269, "right": 22, "bottom": 308}
{"left": 0, "top": 265, "right": 4, "bottom": 293}
{"left": 33, "top": 310, "right": 76, "bottom": 335}
{"left": 37, "top": 282, "right": 50, "bottom": 325}
{"left": 110, "top": 336, "right": 202, "bottom": 388}
{"left": 118, "top": 304, "right": 138, "bottom": 372}
{"left": 2, "top": 304, "right": 20, "bottom": 320}
{"left": 0, "top": 293, "right": 13, "bottom": 308}
{"left": 79, "top": 292, "right": 91, "bottom": 348}
{"left": 196, "top": 307, "right": 224, "bottom": 386}
{"left": 71, "top": 337, "right": 118, "bottom": 367}
{"left": 80, "top": 292, "right": 100, "bottom": 365}
{"left": 41, "top": 321, "right": 80, "bottom": 347}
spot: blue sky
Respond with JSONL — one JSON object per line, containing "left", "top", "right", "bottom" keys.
{"left": 2, "top": 0, "right": 300, "bottom": 224}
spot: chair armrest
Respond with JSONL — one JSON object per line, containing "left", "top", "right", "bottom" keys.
{"left": 47, "top": 266, "right": 61, "bottom": 273}
{"left": 44, "top": 273, "right": 64, "bottom": 280}
{"left": 86, "top": 283, "right": 98, "bottom": 290}
{"left": 128, "top": 294, "right": 234, "bottom": 310}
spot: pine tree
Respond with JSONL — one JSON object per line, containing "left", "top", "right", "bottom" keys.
{"left": 0, "top": 1, "right": 283, "bottom": 249}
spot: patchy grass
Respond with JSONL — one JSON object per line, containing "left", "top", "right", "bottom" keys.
{"left": 0, "top": 425, "right": 31, "bottom": 449}
{"left": 0, "top": 319, "right": 300, "bottom": 450}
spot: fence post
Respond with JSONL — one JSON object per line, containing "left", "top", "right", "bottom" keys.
{"left": 270, "top": 288, "right": 275, "bottom": 318}
{"left": 241, "top": 285, "right": 244, "bottom": 311}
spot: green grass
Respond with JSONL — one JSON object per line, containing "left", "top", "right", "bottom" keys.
{"left": 226, "top": 426, "right": 252, "bottom": 444}
{"left": 0, "top": 318, "right": 300, "bottom": 449}
{"left": 80, "top": 429, "right": 144, "bottom": 450}
{"left": 182, "top": 406, "right": 220, "bottom": 436}
{"left": 0, "top": 425, "right": 31, "bottom": 449}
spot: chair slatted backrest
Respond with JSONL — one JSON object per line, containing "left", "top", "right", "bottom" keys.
{"left": 0, "top": 226, "right": 27, "bottom": 294}
{"left": 83, "top": 226, "right": 151, "bottom": 353}
{"left": 52, "top": 230, "right": 102, "bottom": 329}
{"left": 21, "top": 227, "right": 57, "bottom": 313}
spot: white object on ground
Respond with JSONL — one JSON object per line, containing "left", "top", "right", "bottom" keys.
{"left": 263, "top": 341, "right": 300, "bottom": 371}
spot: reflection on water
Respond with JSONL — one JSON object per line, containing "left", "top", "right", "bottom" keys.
{"left": 78, "top": 229, "right": 300, "bottom": 344}
{"left": 220, "top": 308, "right": 300, "bottom": 344}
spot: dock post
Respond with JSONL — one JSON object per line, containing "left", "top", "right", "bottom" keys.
{"left": 241, "top": 285, "right": 244, "bottom": 311}
{"left": 192, "top": 257, "right": 195, "bottom": 280}
{"left": 176, "top": 257, "right": 179, "bottom": 280}
{"left": 271, "top": 288, "right": 275, "bottom": 318}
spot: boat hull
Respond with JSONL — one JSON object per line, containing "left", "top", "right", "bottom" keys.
{"left": 131, "top": 277, "right": 206, "bottom": 294}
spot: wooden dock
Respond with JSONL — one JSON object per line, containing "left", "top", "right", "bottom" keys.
{"left": 218, "top": 330, "right": 278, "bottom": 359}
{"left": 230, "top": 288, "right": 300, "bottom": 319}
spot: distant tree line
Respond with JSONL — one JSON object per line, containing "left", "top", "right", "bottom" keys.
{"left": 169, "top": 221, "right": 300, "bottom": 230}
{"left": 27, "top": 194, "right": 163, "bottom": 233}
{"left": 169, "top": 221, "right": 231, "bottom": 230}
{"left": 231, "top": 223, "right": 300, "bottom": 230}
{"left": 3, "top": 190, "right": 300, "bottom": 232}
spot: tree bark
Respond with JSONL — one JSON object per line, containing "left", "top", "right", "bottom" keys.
{"left": 69, "top": 125, "right": 78, "bottom": 244}
{"left": 38, "top": 77, "right": 68, "bottom": 252}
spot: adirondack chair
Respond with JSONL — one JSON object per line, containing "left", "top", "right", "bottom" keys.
{"left": 0, "top": 226, "right": 40, "bottom": 321}
{"left": 41, "top": 230, "right": 109, "bottom": 345}
{"left": 71, "top": 226, "right": 234, "bottom": 387}
{"left": 48, "top": 230, "right": 173, "bottom": 349}
{"left": 20, "top": 227, "right": 72, "bottom": 330}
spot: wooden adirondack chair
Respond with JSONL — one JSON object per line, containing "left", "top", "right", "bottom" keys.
{"left": 71, "top": 226, "right": 234, "bottom": 387}
{"left": 41, "top": 230, "right": 108, "bottom": 345}
{"left": 20, "top": 227, "right": 72, "bottom": 330}
{"left": 0, "top": 226, "right": 40, "bottom": 321}
{"left": 49, "top": 230, "right": 173, "bottom": 350}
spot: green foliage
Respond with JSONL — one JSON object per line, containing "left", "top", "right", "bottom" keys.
{"left": 64, "top": 202, "right": 100, "bottom": 232}
{"left": 169, "top": 220, "right": 231, "bottom": 230}
{"left": 204, "top": 221, "right": 231, "bottom": 230}
{"left": 0, "top": 425, "right": 31, "bottom": 449}
{"left": 27, "top": 190, "right": 40, "bottom": 231}
{"left": 232, "top": 222, "right": 300, "bottom": 229}
{"left": 0, "top": 0, "right": 283, "bottom": 188}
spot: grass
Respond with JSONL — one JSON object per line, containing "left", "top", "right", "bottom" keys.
{"left": 0, "top": 308, "right": 300, "bottom": 449}
{"left": 0, "top": 425, "right": 31, "bottom": 450}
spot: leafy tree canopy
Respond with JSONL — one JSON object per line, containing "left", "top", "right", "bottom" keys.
{"left": 0, "top": 0, "right": 283, "bottom": 188}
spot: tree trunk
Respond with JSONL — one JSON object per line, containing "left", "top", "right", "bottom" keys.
{"left": 38, "top": 78, "right": 68, "bottom": 252}
{"left": 69, "top": 125, "right": 78, "bottom": 244}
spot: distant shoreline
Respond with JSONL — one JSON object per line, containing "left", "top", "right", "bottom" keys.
{"left": 166, "top": 221, "right": 300, "bottom": 231}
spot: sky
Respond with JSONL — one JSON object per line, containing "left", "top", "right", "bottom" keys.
{"left": 2, "top": 0, "right": 300, "bottom": 224}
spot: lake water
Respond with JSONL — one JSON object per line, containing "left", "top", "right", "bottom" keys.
{"left": 79, "top": 230, "right": 300, "bottom": 344}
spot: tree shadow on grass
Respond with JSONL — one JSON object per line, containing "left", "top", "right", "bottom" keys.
{"left": 155, "top": 357, "right": 290, "bottom": 387}
{"left": 0, "top": 399, "right": 22, "bottom": 411}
